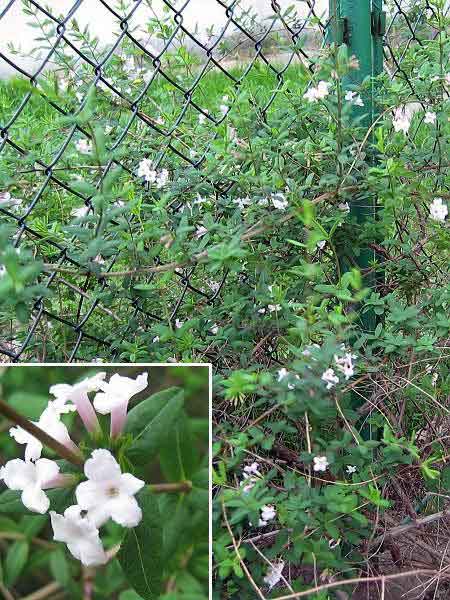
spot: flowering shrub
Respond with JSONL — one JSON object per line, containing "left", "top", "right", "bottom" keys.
{"left": 0, "top": 0, "right": 449, "bottom": 596}
{"left": 0, "top": 367, "right": 209, "bottom": 599}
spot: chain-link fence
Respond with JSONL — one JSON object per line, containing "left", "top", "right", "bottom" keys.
{"left": 0, "top": 0, "right": 446, "bottom": 362}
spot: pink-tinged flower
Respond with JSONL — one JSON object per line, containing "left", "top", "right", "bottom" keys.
{"left": 10, "top": 405, "right": 81, "bottom": 462}
{"left": 75, "top": 449, "right": 145, "bottom": 528}
{"left": 50, "top": 373, "right": 106, "bottom": 435}
{"left": 0, "top": 458, "right": 60, "bottom": 513}
{"left": 50, "top": 505, "right": 107, "bottom": 566}
{"left": 93, "top": 373, "right": 148, "bottom": 438}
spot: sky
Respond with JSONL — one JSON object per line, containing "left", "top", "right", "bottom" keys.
{"left": 0, "top": 0, "right": 328, "bottom": 77}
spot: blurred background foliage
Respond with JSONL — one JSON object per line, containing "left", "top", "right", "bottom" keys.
{"left": 0, "top": 365, "right": 210, "bottom": 600}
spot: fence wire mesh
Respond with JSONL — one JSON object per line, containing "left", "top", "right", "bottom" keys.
{"left": 0, "top": 0, "right": 444, "bottom": 362}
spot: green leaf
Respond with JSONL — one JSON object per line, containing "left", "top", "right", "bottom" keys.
{"left": 118, "top": 489, "right": 163, "bottom": 600}
{"left": 4, "top": 540, "right": 29, "bottom": 587}
{"left": 7, "top": 392, "right": 48, "bottom": 419}
{"left": 442, "top": 465, "right": 450, "bottom": 490}
{"left": 125, "top": 388, "right": 183, "bottom": 437}
{"left": 0, "top": 488, "right": 75, "bottom": 514}
{"left": 126, "top": 391, "right": 184, "bottom": 464}
{"left": 50, "top": 548, "right": 71, "bottom": 587}
{"left": 159, "top": 412, "right": 200, "bottom": 481}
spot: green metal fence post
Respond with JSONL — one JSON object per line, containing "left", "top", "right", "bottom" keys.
{"left": 328, "top": 0, "right": 385, "bottom": 334}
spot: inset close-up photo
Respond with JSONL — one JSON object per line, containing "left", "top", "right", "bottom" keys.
{"left": 0, "top": 365, "right": 210, "bottom": 600}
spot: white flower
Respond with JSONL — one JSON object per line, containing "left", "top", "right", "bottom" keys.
{"left": 429, "top": 197, "right": 448, "bottom": 222}
{"left": 0, "top": 458, "right": 60, "bottom": 514}
{"left": 93, "top": 373, "right": 148, "bottom": 437}
{"left": 152, "top": 335, "right": 160, "bottom": 343}
{"left": 195, "top": 225, "right": 208, "bottom": 239}
{"left": 431, "top": 372, "right": 438, "bottom": 387}
{"left": 268, "top": 304, "right": 281, "bottom": 313}
{"left": 258, "top": 307, "right": 266, "bottom": 314}
{"left": 258, "top": 197, "right": 269, "bottom": 207}
{"left": 137, "top": 158, "right": 155, "bottom": 182}
{"left": 175, "top": 318, "right": 184, "bottom": 329}
{"left": 258, "top": 504, "right": 276, "bottom": 527}
{"left": 71, "top": 205, "right": 89, "bottom": 218}
{"left": 10, "top": 405, "right": 79, "bottom": 462}
{"left": 0, "top": 191, "right": 22, "bottom": 209}
{"left": 244, "top": 462, "right": 260, "bottom": 476}
{"left": 271, "top": 193, "right": 288, "bottom": 211}
{"left": 393, "top": 107, "right": 411, "bottom": 134}
{"left": 75, "top": 450, "right": 144, "bottom": 527}
{"left": 241, "top": 473, "right": 258, "bottom": 494}
{"left": 321, "top": 368, "right": 339, "bottom": 389}
{"left": 345, "top": 90, "right": 364, "bottom": 107}
{"left": 232, "top": 196, "right": 251, "bottom": 210}
{"left": 264, "top": 560, "right": 285, "bottom": 590}
{"left": 198, "top": 112, "right": 207, "bottom": 124}
{"left": 277, "top": 368, "right": 289, "bottom": 381}
{"left": 303, "top": 80, "right": 331, "bottom": 103}
{"left": 338, "top": 202, "right": 350, "bottom": 213}
{"left": 208, "top": 280, "right": 220, "bottom": 293}
{"left": 334, "top": 352, "right": 356, "bottom": 380}
{"left": 210, "top": 323, "right": 218, "bottom": 334}
{"left": 220, "top": 104, "right": 229, "bottom": 116}
{"left": 93, "top": 255, "right": 105, "bottom": 264}
{"left": 313, "top": 455, "right": 329, "bottom": 472}
{"left": 50, "top": 372, "right": 106, "bottom": 435}
{"left": 424, "top": 111, "right": 436, "bottom": 124}
{"left": 155, "top": 168, "right": 169, "bottom": 188}
{"left": 50, "top": 505, "right": 107, "bottom": 566}
{"left": 75, "top": 139, "right": 92, "bottom": 154}
{"left": 316, "top": 240, "right": 326, "bottom": 250}
{"left": 346, "top": 465, "right": 357, "bottom": 474}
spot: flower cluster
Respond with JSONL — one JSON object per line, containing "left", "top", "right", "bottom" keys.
{"left": 0, "top": 372, "right": 149, "bottom": 566}
{"left": 137, "top": 158, "right": 169, "bottom": 188}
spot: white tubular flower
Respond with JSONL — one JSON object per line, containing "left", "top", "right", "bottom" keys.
{"left": 271, "top": 193, "right": 288, "bottom": 210}
{"left": 243, "top": 462, "right": 261, "bottom": 476}
{"left": 0, "top": 458, "right": 59, "bottom": 514}
{"left": 94, "top": 373, "right": 148, "bottom": 437}
{"left": 429, "top": 197, "right": 448, "bottom": 222}
{"left": 345, "top": 90, "right": 364, "bottom": 107}
{"left": 303, "top": 80, "right": 331, "bottom": 103}
{"left": 334, "top": 352, "right": 356, "bottom": 380}
{"left": 50, "top": 373, "right": 106, "bottom": 435}
{"left": 392, "top": 107, "right": 411, "bottom": 134}
{"left": 264, "top": 560, "right": 285, "bottom": 591}
{"left": 346, "top": 465, "right": 357, "bottom": 474}
{"left": 71, "top": 205, "right": 90, "bottom": 218}
{"left": 321, "top": 368, "right": 339, "bottom": 389}
{"left": 277, "top": 368, "right": 289, "bottom": 381}
{"left": 424, "top": 111, "right": 436, "bottom": 124}
{"left": 50, "top": 505, "right": 107, "bottom": 566}
{"left": 10, "top": 405, "right": 80, "bottom": 462}
{"left": 258, "top": 504, "right": 276, "bottom": 527}
{"left": 75, "top": 139, "right": 92, "bottom": 154}
{"left": 313, "top": 455, "right": 329, "bottom": 472}
{"left": 75, "top": 449, "right": 145, "bottom": 528}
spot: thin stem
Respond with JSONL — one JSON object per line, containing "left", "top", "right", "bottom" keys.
{"left": 148, "top": 481, "right": 192, "bottom": 494}
{"left": 0, "top": 400, "right": 84, "bottom": 467}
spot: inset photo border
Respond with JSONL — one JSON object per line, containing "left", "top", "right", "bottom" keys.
{"left": 0, "top": 363, "right": 211, "bottom": 600}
